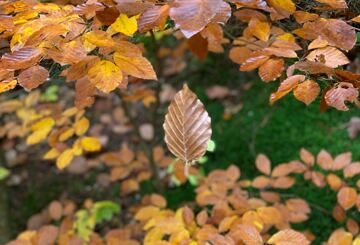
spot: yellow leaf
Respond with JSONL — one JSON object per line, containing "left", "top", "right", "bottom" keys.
{"left": 56, "top": 149, "right": 74, "bottom": 169}
{"left": 110, "top": 14, "right": 138, "bottom": 36}
{"left": 31, "top": 117, "right": 54, "bottom": 131}
{"left": 113, "top": 52, "right": 157, "bottom": 80}
{"left": 144, "top": 227, "right": 164, "bottom": 245}
{"left": 43, "top": 148, "right": 60, "bottom": 160}
{"left": 75, "top": 117, "right": 89, "bottom": 136}
{"left": 81, "top": 137, "right": 101, "bottom": 152}
{"left": 72, "top": 139, "right": 83, "bottom": 156}
{"left": 62, "top": 107, "right": 78, "bottom": 117}
{"left": 0, "top": 79, "right": 17, "bottom": 93}
{"left": 59, "top": 128, "right": 75, "bottom": 141}
{"left": 87, "top": 60, "right": 123, "bottom": 93}
{"left": 83, "top": 30, "right": 116, "bottom": 47}
{"left": 267, "top": 0, "right": 296, "bottom": 17}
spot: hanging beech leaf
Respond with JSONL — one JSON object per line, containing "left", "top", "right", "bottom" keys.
{"left": 17, "top": 65, "right": 49, "bottom": 91}
{"left": 293, "top": 80, "right": 320, "bottom": 105}
{"left": 169, "top": 0, "right": 224, "bottom": 38}
{"left": 306, "top": 46, "right": 349, "bottom": 68}
{"left": 325, "top": 82, "right": 359, "bottom": 111}
{"left": 258, "top": 58, "right": 284, "bottom": 82}
{"left": 163, "top": 84, "right": 212, "bottom": 163}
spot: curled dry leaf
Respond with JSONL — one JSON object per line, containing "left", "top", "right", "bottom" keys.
{"left": 258, "top": 58, "right": 284, "bottom": 82}
{"left": 325, "top": 82, "right": 359, "bottom": 111}
{"left": 18, "top": 65, "right": 48, "bottom": 91}
{"left": 268, "top": 229, "right": 310, "bottom": 245}
{"left": 163, "top": 84, "right": 212, "bottom": 163}
{"left": 293, "top": 80, "right": 320, "bottom": 105}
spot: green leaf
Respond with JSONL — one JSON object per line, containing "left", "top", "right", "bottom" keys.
{"left": 188, "top": 175, "right": 199, "bottom": 186}
{"left": 93, "top": 201, "right": 120, "bottom": 223}
{"left": 357, "top": 32, "right": 360, "bottom": 43}
{"left": 206, "top": 139, "right": 216, "bottom": 152}
{"left": 0, "top": 167, "right": 10, "bottom": 180}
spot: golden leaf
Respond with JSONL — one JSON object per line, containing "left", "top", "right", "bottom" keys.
{"left": 87, "top": 60, "right": 123, "bottom": 93}
{"left": 80, "top": 137, "right": 101, "bottom": 152}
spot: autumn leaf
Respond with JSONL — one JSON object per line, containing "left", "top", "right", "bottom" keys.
{"left": 0, "top": 47, "right": 42, "bottom": 70}
{"left": 258, "top": 58, "right": 284, "bottom": 82}
{"left": 325, "top": 82, "right": 359, "bottom": 111}
{"left": 113, "top": 52, "right": 157, "bottom": 80}
{"left": 267, "top": 0, "right": 296, "bottom": 18}
{"left": 163, "top": 84, "right": 212, "bottom": 163}
{"left": 0, "top": 79, "right": 17, "bottom": 94}
{"left": 248, "top": 18, "right": 270, "bottom": 42}
{"left": 315, "top": 0, "right": 348, "bottom": 9}
{"left": 306, "top": 47, "right": 349, "bottom": 68}
{"left": 255, "top": 154, "right": 271, "bottom": 175}
{"left": 18, "top": 65, "right": 48, "bottom": 91}
{"left": 268, "top": 229, "right": 310, "bottom": 245}
{"left": 231, "top": 224, "right": 263, "bottom": 245}
{"left": 137, "top": 5, "right": 170, "bottom": 33}
{"left": 270, "top": 75, "right": 305, "bottom": 104}
{"left": 81, "top": 137, "right": 101, "bottom": 152}
{"left": 87, "top": 60, "right": 123, "bottom": 93}
{"left": 169, "top": 0, "right": 225, "bottom": 38}
{"left": 110, "top": 14, "right": 138, "bottom": 36}
{"left": 337, "top": 187, "right": 357, "bottom": 210}
{"left": 56, "top": 149, "right": 74, "bottom": 169}
{"left": 293, "top": 80, "right": 320, "bottom": 105}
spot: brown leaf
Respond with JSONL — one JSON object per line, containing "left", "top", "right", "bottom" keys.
{"left": 272, "top": 176, "right": 296, "bottom": 189}
{"left": 306, "top": 47, "right": 349, "bottom": 68}
{"left": 17, "top": 65, "right": 48, "bottom": 91}
{"left": 263, "top": 47, "right": 298, "bottom": 58}
{"left": 187, "top": 33, "right": 208, "bottom": 60}
{"left": 325, "top": 82, "right": 359, "bottom": 111}
{"left": 48, "top": 201, "right": 63, "bottom": 221}
{"left": 293, "top": 80, "right": 320, "bottom": 106}
{"left": 0, "top": 47, "right": 42, "bottom": 70}
{"left": 240, "top": 53, "right": 270, "bottom": 71}
{"left": 75, "top": 77, "right": 96, "bottom": 110}
{"left": 138, "top": 5, "right": 169, "bottom": 33}
{"left": 65, "top": 56, "right": 100, "bottom": 82}
{"left": 169, "top": 0, "right": 224, "bottom": 38}
{"left": 337, "top": 187, "right": 357, "bottom": 210}
{"left": 96, "top": 7, "right": 120, "bottom": 25}
{"left": 267, "top": 0, "right": 296, "bottom": 18}
{"left": 234, "top": 9, "right": 267, "bottom": 22}
{"left": 230, "top": 224, "right": 263, "bottom": 245}
{"left": 270, "top": 75, "right": 305, "bottom": 104}
{"left": 163, "top": 84, "right": 212, "bottom": 163}
{"left": 293, "top": 11, "right": 319, "bottom": 24}
{"left": 315, "top": 0, "right": 348, "bottom": 9}
{"left": 258, "top": 58, "right": 284, "bottom": 82}
{"left": 255, "top": 154, "right": 271, "bottom": 175}
{"left": 268, "top": 229, "right": 310, "bottom": 245}
{"left": 229, "top": 47, "right": 252, "bottom": 65}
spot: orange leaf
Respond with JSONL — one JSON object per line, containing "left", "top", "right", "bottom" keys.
{"left": 268, "top": 229, "right": 310, "bottom": 245}
{"left": 293, "top": 80, "right": 320, "bottom": 106}
{"left": 306, "top": 47, "right": 349, "bottom": 68}
{"left": 269, "top": 75, "right": 305, "bottom": 104}
{"left": 255, "top": 154, "right": 271, "bottom": 175}
{"left": 337, "top": 187, "right": 357, "bottom": 210}
{"left": 258, "top": 58, "right": 284, "bottom": 82}
{"left": 248, "top": 18, "right": 270, "bottom": 42}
